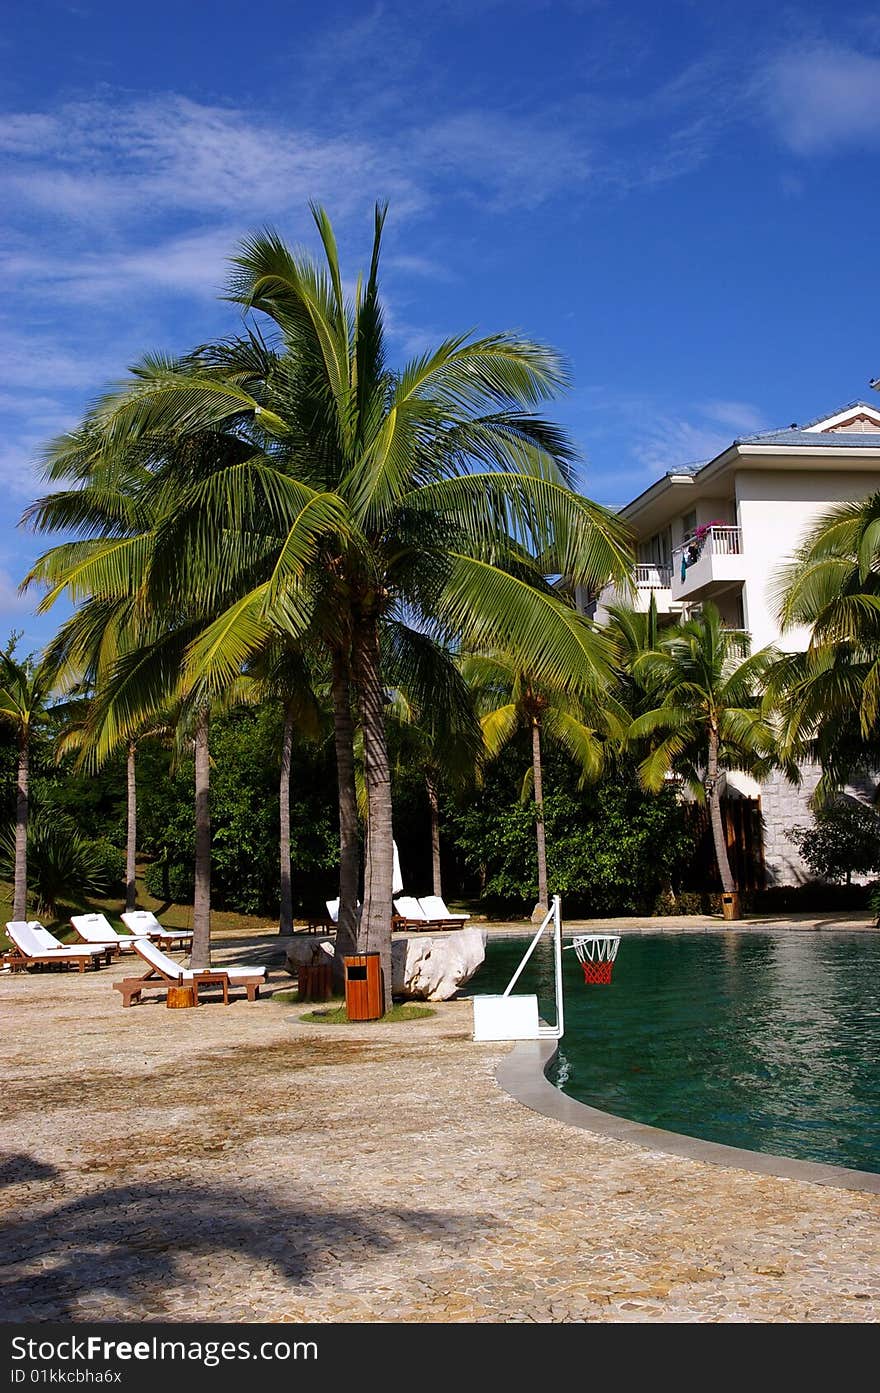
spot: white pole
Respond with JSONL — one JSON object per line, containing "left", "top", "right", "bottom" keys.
{"left": 552, "top": 894, "right": 564, "bottom": 1040}
{"left": 501, "top": 900, "right": 555, "bottom": 997}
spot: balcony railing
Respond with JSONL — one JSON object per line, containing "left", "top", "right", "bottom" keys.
{"left": 673, "top": 525, "right": 743, "bottom": 564}
{"left": 634, "top": 563, "right": 672, "bottom": 587}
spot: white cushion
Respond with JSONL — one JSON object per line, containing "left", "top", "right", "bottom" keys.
{"left": 418, "top": 896, "right": 469, "bottom": 922}
{"left": 394, "top": 896, "right": 428, "bottom": 921}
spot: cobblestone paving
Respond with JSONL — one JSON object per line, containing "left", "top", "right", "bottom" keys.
{"left": 2, "top": 936, "right": 879, "bottom": 1323}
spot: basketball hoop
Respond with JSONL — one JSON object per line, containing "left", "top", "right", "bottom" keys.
{"left": 566, "top": 934, "right": 620, "bottom": 984}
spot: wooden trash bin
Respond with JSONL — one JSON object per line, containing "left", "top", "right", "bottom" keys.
{"left": 298, "top": 961, "right": 332, "bottom": 1002}
{"left": 166, "top": 982, "right": 196, "bottom": 1009}
{"left": 344, "top": 953, "right": 383, "bottom": 1021}
{"left": 720, "top": 891, "right": 741, "bottom": 921}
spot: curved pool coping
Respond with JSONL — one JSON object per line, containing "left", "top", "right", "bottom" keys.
{"left": 496, "top": 1039, "right": 880, "bottom": 1195}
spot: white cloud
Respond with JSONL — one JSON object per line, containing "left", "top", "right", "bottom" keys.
{"left": 1, "top": 227, "right": 242, "bottom": 302}
{"left": 417, "top": 110, "right": 593, "bottom": 208}
{"left": 0, "top": 568, "right": 33, "bottom": 616}
{"left": 0, "top": 96, "right": 425, "bottom": 229}
{"left": 758, "top": 43, "right": 880, "bottom": 154}
{"left": 699, "top": 399, "right": 766, "bottom": 434}
{"left": 635, "top": 415, "right": 732, "bottom": 474}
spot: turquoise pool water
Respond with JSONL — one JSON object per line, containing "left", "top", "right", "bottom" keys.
{"left": 465, "top": 932, "right": 880, "bottom": 1174}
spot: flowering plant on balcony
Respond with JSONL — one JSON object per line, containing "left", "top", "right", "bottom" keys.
{"left": 680, "top": 520, "right": 727, "bottom": 580}
{"left": 684, "top": 519, "right": 726, "bottom": 567}
{"left": 692, "top": 519, "right": 726, "bottom": 546}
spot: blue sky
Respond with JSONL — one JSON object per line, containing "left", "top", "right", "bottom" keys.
{"left": 2, "top": 0, "right": 879, "bottom": 649}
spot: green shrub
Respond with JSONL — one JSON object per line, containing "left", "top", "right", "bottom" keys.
{"left": 87, "top": 838, "right": 126, "bottom": 893}
{"left": 787, "top": 799, "right": 880, "bottom": 884}
{"left": 0, "top": 814, "right": 117, "bottom": 915}
{"left": 143, "top": 857, "right": 194, "bottom": 904}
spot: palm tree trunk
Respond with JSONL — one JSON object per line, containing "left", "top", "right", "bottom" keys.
{"left": 279, "top": 705, "right": 294, "bottom": 935}
{"left": 331, "top": 650, "right": 360, "bottom": 975}
{"left": 191, "top": 707, "right": 211, "bottom": 968}
{"left": 532, "top": 718, "right": 549, "bottom": 920}
{"left": 426, "top": 771, "right": 442, "bottom": 898}
{"left": 354, "top": 616, "right": 394, "bottom": 1012}
{"left": 707, "top": 727, "right": 735, "bottom": 894}
{"left": 13, "top": 729, "right": 28, "bottom": 921}
{"left": 125, "top": 741, "right": 137, "bottom": 912}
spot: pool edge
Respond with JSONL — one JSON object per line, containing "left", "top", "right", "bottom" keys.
{"left": 496, "top": 1039, "right": 880, "bottom": 1195}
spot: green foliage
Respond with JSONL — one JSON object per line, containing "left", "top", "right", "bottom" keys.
{"left": 788, "top": 798, "right": 880, "bottom": 884}
{"left": 0, "top": 813, "right": 117, "bottom": 915}
{"left": 141, "top": 707, "right": 339, "bottom": 916}
{"left": 447, "top": 739, "right": 694, "bottom": 915}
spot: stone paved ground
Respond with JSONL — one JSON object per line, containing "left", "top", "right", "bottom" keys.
{"left": 2, "top": 932, "right": 879, "bottom": 1324}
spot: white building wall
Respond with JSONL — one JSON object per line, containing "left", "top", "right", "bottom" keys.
{"left": 734, "top": 468, "right": 880, "bottom": 652}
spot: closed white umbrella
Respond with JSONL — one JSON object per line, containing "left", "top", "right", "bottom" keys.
{"left": 392, "top": 839, "right": 404, "bottom": 895}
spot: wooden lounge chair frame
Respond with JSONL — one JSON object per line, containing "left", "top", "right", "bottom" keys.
{"left": 113, "top": 964, "right": 263, "bottom": 1008}
{"left": 3, "top": 940, "right": 106, "bottom": 973}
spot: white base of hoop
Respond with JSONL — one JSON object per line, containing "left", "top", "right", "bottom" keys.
{"left": 472, "top": 994, "right": 542, "bottom": 1041}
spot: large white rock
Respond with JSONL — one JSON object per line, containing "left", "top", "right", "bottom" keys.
{"left": 283, "top": 927, "right": 487, "bottom": 1001}
{"left": 283, "top": 936, "right": 335, "bottom": 974}
{"left": 393, "top": 927, "right": 487, "bottom": 1001}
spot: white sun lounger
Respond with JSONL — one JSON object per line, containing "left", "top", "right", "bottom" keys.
{"left": 119, "top": 910, "right": 193, "bottom": 951}
{"left": 5, "top": 921, "right": 107, "bottom": 972}
{"left": 418, "top": 896, "right": 470, "bottom": 927}
{"left": 70, "top": 912, "right": 145, "bottom": 954}
{"left": 113, "top": 938, "right": 266, "bottom": 1007}
{"left": 393, "top": 896, "right": 468, "bottom": 930}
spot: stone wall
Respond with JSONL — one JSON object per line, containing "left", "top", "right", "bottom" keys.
{"left": 758, "top": 764, "right": 823, "bottom": 885}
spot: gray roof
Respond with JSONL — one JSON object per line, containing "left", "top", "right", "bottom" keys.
{"left": 734, "top": 428, "right": 880, "bottom": 448}
{"left": 797, "top": 399, "right": 878, "bottom": 430}
{"left": 735, "top": 400, "right": 880, "bottom": 446}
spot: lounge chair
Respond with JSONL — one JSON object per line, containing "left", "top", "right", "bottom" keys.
{"left": 113, "top": 938, "right": 266, "bottom": 1008}
{"left": 393, "top": 896, "right": 469, "bottom": 930}
{"left": 119, "top": 910, "right": 193, "bottom": 951}
{"left": 392, "top": 896, "right": 434, "bottom": 930}
{"left": 70, "top": 912, "right": 145, "bottom": 955}
{"left": 324, "top": 902, "right": 359, "bottom": 924}
{"left": 5, "top": 921, "right": 108, "bottom": 972}
{"left": 418, "top": 896, "right": 470, "bottom": 928}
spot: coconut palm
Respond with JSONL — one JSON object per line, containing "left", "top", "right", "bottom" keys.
{"left": 626, "top": 603, "right": 786, "bottom": 894}
{"left": 461, "top": 650, "right": 618, "bottom": 918}
{"left": 49, "top": 205, "right": 632, "bottom": 1006}
{"left": 0, "top": 649, "right": 55, "bottom": 920}
{"left": 770, "top": 492, "right": 880, "bottom": 795}
{"left": 22, "top": 427, "right": 242, "bottom": 968}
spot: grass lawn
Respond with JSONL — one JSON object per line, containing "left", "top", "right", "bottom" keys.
{"left": 300, "top": 1002, "right": 435, "bottom": 1024}
{"left": 0, "top": 862, "right": 279, "bottom": 954}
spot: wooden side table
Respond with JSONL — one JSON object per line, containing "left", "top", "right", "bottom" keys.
{"left": 191, "top": 971, "right": 230, "bottom": 1005}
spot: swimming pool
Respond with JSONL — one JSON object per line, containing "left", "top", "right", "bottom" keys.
{"left": 466, "top": 932, "right": 880, "bottom": 1175}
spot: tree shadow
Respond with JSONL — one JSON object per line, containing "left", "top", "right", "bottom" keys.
{"left": 0, "top": 1153, "right": 59, "bottom": 1189}
{"left": 1, "top": 1171, "right": 497, "bottom": 1321}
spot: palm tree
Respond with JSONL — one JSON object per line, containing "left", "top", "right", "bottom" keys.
{"left": 0, "top": 648, "right": 54, "bottom": 920}
{"left": 626, "top": 603, "right": 785, "bottom": 894}
{"left": 462, "top": 650, "right": 616, "bottom": 919}
{"left": 21, "top": 427, "right": 241, "bottom": 968}
{"left": 770, "top": 492, "right": 880, "bottom": 796}
{"left": 50, "top": 206, "right": 632, "bottom": 1007}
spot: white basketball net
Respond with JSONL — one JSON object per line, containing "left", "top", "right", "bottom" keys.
{"left": 571, "top": 934, "right": 620, "bottom": 965}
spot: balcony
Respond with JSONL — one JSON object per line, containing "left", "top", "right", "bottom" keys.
{"left": 597, "top": 562, "right": 679, "bottom": 616}
{"left": 671, "top": 526, "right": 746, "bottom": 602}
